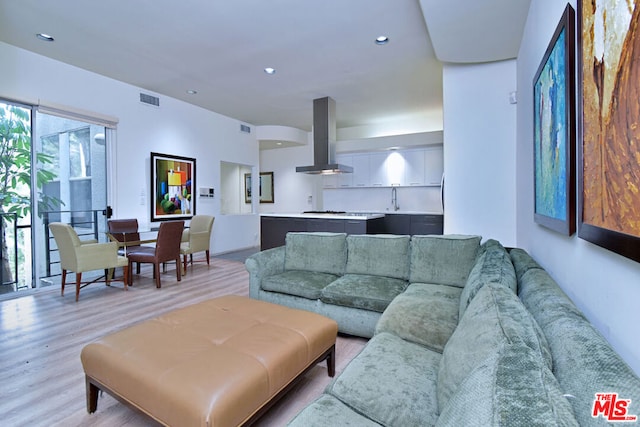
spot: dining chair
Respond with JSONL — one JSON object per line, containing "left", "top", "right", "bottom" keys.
{"left": 180, "top": 215, "right": 215, "bottom": 275}
{"left": 49, "top": 222, "right": 129, "bottom": 301}
{"left": 126, "top": 220, "right": 184, "bottom": 288}
{"left": 107, "top": 218, "right": 141, "bottom": 251}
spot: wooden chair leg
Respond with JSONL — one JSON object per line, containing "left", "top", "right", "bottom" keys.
{"left": 154, "top": 263, "right": 161, "bottom": 288}
{"left": 75, "top": 272, "right": 82, "bottom": 302}
{"left": 206, "top": 250, "right": 210, "bottom": 265}
{"left": 183, "top": 254, "right": 188, "bottom": 276}
{"left": 123, "top": 266, "right": 129, "bottom": 291}
{"left": 127, "top": 259, "right": 134, "bottom": 286}
{"left": 61, "top": 269, "right": 67, "bottom": 296}
{"left": 176, "top": 257, "right": 182, "bottom": 282}
{"left": 105, "top": 268, "right": 111, "bottom": 286}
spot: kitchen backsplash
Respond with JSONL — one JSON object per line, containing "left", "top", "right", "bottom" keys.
{"left": 323, "top": 186, "right": 443, "bottom": 214}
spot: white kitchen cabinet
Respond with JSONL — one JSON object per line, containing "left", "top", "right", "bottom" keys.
{"left": 323, "top": 144, "right": 443, "bottom": 188}
{"left": 351, "top": 153, "right": 370, "bottom": 187}
{"left": 424, "top": 146, "right": 444, "bottom": 185}
{"left": 322, "top": 174, "right": 338, "bottom": 188}
{"left": 385, "top": 151, "right": 405, "bottom": 186}
{"left": 402, "top": 149, "right": 426, "bottom": 186}
{"left": 336, "top": 154, "right": 353, "bottom": 187}
{"left": 369, "top": 152, "right": 388, "bottom": 187}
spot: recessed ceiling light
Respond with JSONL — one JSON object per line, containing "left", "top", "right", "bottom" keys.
{"left": 36, "top": 33, "right": 55, "bottom": 42}
{"left": 375, "top": 36, "right": 389, "bottom": 45}
{"left": 264, "top": 67, "right": 276, "bottom": 75}
{"left": 186, "top": 89, "right": 197, "bottom": 95}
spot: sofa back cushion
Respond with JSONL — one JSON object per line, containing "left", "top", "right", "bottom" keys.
{"left": 458, "top": 239, "right": 517, "bottom": 320}
{"left": 437, "top": 282, "right": 552, "bottom": 412}
{"left": 436, "top": 343, "right": 578, "bottom": 427}
{"left": 518, "top": 266, "right": 640, "bottom": 427}
{"left": 346, "top": 234, "right": 410, "bottom": 280}
{"left": 409, "top": 235, "right": 481, "bottom": 287}
{"left": 509, "top": 247, "right": 543, "bottom": 281}
{"left": 284, "top": 232, "right": 347, "bottom": 275}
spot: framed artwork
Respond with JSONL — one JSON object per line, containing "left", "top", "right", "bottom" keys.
{"left": 533, "top": 4, "right": 576, "bottom": 235}
{"left": 244, "top": 173, "right": 252, "bottom": 204}
{"left": 578, "top": 1, "right": 640, "bottom": 262}
{"left": 244, "top": 172, "right": 274, "bottom": 204}
{"left": 150, "top": 152, "right": 195, "bottom": 221}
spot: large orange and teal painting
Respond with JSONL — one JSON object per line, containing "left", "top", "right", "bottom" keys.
{"left": 578, "top": 0, "right": 640, "bottom": 263}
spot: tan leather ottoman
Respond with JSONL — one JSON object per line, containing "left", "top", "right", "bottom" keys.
{"left": 80, "top": 295, "right": 338, "bottom": 426}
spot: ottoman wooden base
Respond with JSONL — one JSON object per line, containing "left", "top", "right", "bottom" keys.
{"left": 81, "top": 295, "right": 338, "bottom": 426}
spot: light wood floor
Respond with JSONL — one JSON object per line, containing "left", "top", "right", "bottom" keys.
{"left": 0, "top": 255, "right": 367, "bottom": 427}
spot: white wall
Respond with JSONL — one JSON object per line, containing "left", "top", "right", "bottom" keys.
{"left": 0, "top": 41, "right": 260, "bottom": 255}
{"left": 442, "top": 60, "right": 518, "bottom": 246}
{"left": 323, "top": 187, "right": 442, "bottom": 214}
{"left": 258, "top": 140, "right": 319, "bottom": 213}
{"left": 517, "top": 0, "right": 640, "bottom": 375}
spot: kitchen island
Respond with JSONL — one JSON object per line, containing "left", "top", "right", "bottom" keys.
{"left": 260, "top": 212, "right": 443, "bottom": 250}
{"left": 260, "top": 212, "right": 386, "bottom": 250}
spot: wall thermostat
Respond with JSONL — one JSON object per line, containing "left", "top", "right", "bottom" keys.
{"left": 199, "top": 187, "right": 214, "bottom": 198}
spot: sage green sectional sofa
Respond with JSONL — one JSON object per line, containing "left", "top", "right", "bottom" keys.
{"left": 246, "top": 232, "right": 481, "bottom": 338}
{"left": 245, "top": 233, "right": 640, "bottom": 426}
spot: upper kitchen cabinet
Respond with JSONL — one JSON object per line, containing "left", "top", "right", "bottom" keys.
{"left": 399, "top": 146, "right": 444, "bottom": 187}
{"left": 351, "top": 154, "right": 370, "bottom": 187}
{"left": 402, "top": 148, "right": 427, "bottom": 186}
{"left": 369, "top": 152, "right": 388, "bottom": 187}
{"left": 424, "top": 146, "right": 444, "bottom": 186}
{"left": 324, "top": 146, "right": 443, "bottom": 188}
{"left": 322, "top": 131, "right": 443, "bottom": 188}
{"left": 325, "top": 153, "right": 375, "bottom": 188}
{"left": 336, "top": 154, "right": 353, "bottom": 188}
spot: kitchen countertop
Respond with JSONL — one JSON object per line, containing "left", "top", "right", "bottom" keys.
{"left": 260, "top": 213, "right": 385, "bottom": 220}
{"left": 350, "top": 211, "right": 443, "bottom": 216}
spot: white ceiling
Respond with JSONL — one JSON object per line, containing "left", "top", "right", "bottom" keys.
{"left": 0, "top": 0, "right": 530, "bottom": 134}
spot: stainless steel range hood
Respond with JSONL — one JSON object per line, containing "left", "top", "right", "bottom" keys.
{"left": 296, "top": 97, "right": 353, "bottom": 174}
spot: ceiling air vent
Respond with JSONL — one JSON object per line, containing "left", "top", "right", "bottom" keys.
{"left": 139, "top": 93, "right": 160, "bottom": 107}
{"left": 240, "top": 124, "right": 251, "bottom": 133}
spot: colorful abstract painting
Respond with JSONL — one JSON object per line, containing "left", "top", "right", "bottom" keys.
{"left": 533, "top": 4, "right": 576, "bottom": 235}
{"left": 150, "top": 152, "right": 195, "bottom": 221}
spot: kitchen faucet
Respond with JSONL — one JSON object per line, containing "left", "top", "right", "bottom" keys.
{"left": 391, "top": 186, "right": 400, "bottom": 211}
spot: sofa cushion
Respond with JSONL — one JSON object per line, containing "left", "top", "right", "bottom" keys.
{"left": 261, "top": 270, "right": 339, "bottom": 300}
{"left": 437, "top": 282, "right": 552, "bottom": 412}
{"left": 346, "top": 234, "right": 410, "bottom": 280}
{"left": 518, "top": 267, "right": 640, "bottom": 427}
{"left": 326, "top": 332, "right": 441, "bottom": 427}
{"left": 458, "top": 240, "right": 516, "bottom": 320}
{"left": 409, "top": 235, "right": 481, "bottom": 287}
{"left": 509, "top": 247, "right": 543, "bottom": 281}
{"left": 284, "top": 232, "right": 347, "bottom": 275}
{"left": 287, "top": 394, "right": 381, "bottom": 427}
{"left": 436, "top": 344, "right": 578, "bottom": 427}
{"left": 321, "top": 274, "right": 407, "bottom": 313}
{"left": 375, "top": 282, "right": 462, "bottom": 353}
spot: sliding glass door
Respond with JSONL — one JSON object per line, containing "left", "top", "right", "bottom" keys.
{"left": 34, "top": 111, "right": 109, "bottom": 287}
{"left": 0, "top": 99, "right": 111, "bottom": 295}
{"left": 0, "top": 102, "right": 33, "bottom": 294}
